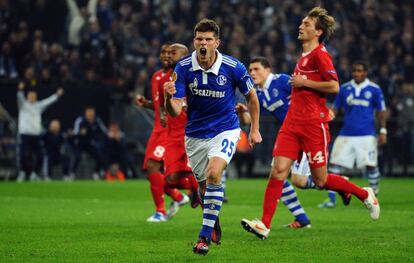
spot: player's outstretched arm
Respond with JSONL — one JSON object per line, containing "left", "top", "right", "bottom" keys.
{"left": 135, "top": 94, "right": 154, "bottom": 110}
{"left": 244, "top": 89, "right": 262, "bottom": 147}
{"left": 164, "top": 81, "right": 183, "bottom": 117}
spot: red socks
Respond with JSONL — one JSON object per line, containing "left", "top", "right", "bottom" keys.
{"left": 261, "top": 178, "right": 284, "bottom": 229}
{"left": 164, "top": 184, "right": 183, "bottom": 202}
{"left": 147, "top": 172, "right": 166, "bottom": 215}
{"left": 325, "top": 173, "right": 368, "bottom": 201}
{"left": 166, "top": 173, "right": 199, "bottom": 192}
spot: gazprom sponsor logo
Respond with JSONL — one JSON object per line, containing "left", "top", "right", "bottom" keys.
{"left": 190, "top": 88, "right": 226, "bottom": 98}
{"left": 346, "top": 94, "right": 369, "bottom": 107}
{"left": 263, "top": 99, "right": 284, "bottom": 112}
{"left": 188, "top": 78, "right": 225, "bottom": 98}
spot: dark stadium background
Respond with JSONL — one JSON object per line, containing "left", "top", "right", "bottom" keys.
{"left": 0, "top": 0, "right": 413, "bottom": 178}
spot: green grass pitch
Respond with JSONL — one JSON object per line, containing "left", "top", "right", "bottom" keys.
{"left": 1, "top": 178, "right": 413, "bottom": 262}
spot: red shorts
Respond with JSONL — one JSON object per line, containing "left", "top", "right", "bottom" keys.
{"left": 164, "top": 139, "right": 192, "bottom": 177}
{"left": 273, "top": 120, "right": 331, "bottom": 168}
{"left": 143, "top": 131, "right": 167, "bottom": 170}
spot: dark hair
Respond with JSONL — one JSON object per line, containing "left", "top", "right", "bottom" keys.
{"left": 307, "top": 7, "right": 335, "bottom": 43}
{"left": 353, "top": 61, "right": 368, "bottom": 71}
{"left": 194, "top": 19, "right": 220, "bottom": 38}
{"left": 250, "top": 56, "right": 271, "bottom": 69}
{"left": 162, "top": 41, "right": 174, "bottom": 46}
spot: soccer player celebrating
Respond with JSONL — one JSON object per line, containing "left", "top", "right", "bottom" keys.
{"left": 135, "top": 43, "right": 188, "bottom": 223}
{"left": 318, "top": 61, "right": 387, "bottom": 207}
{"left": 164, "top": 19, "right": 262, "bottom": 255}
{"left": 241, "top": 7, "right": 379, "bottom": 240}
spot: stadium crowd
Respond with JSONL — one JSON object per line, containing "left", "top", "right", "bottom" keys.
{"left": 0, "top": 0, "right": 413, "bottom": 179}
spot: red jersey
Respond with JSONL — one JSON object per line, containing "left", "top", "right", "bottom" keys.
{"left": 158, "top": 72, "right": 187, "bottom": 140}
{"left": 286, "top": 44, "right": 338, "bottom": 124}
{"left": 151, "top": 69, "right": 170, "bottom": 133}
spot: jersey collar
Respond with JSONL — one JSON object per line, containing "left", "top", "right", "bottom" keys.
{"left": 191, "top": 50, "right": 223, "bottom": 75}
{"left": 350, "top": 78, "right": 370, "bottom": 89}
{"left": 260, "top": 73, "right": 274, "bottom": 90}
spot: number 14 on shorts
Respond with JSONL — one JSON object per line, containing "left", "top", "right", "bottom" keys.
{"left": 306, "top": 151, "right": 325, "bottom": 164}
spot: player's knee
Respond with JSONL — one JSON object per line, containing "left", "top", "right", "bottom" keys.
{"left": 205, "top": 167, "right": 222, "bottom": 184}
{"left": 291, "top": 174, "right": 306, "bottom": 188}
{"left": 312, "top": 176, "right": 327, "bottom": 188}
{"left": 270, "top": 164, "right": 289, "bottom": 180}
{"left": 146, "top": 160, "right": 161, "bottom": 174}
{"left": 165, "top": 173, "right": 178, "bottom": 183}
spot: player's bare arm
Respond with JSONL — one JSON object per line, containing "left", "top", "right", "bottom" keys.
{"left": 377, "top": 110, "right": 388, "bottom": 145}
{"left": 135, "top": 94, "right": 154, "bottom": 110}
{"left": 159, "top": 106, "right": 167, "bottom": 127}
{"left": 290, "top": 75, "right": 339, "bottom": 94}
{"left": 244, "top": 89, "right": 262, "bottom": 147}
{"left": 236, "top": 103, "right": 251, "bottom": 125}
{"left": 164, "top": 81, "right": 183, "bottom": 117}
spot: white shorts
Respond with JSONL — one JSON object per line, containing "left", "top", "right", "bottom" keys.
{"left": 330, "top": 135, "right": 378, "bottom": 169}
{"left": 271, "top": 152, "right": 311, "bottom": 177}
{"left": 185, "top": 128, "right": 241, "bottom": 182}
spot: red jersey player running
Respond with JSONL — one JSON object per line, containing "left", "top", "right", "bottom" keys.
{"left": 158, "top": 43, "right": 200, "bottom": 217}
{"left": 241, "top": 7, "right": 379, "bottom": 240}
{"left": 136, "top": 43, "right": 189, "bottom": 222}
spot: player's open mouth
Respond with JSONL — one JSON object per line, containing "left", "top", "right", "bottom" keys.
{"left": 200, "top": 48, "right": 207, "bottom": 56}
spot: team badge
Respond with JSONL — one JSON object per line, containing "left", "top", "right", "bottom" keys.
{"left": 216, "top": 75, "right": 227, "bottom": 86}
{"left": 364, "top": 91, "right": 372, "bottom": 99}
{"left": 302, "top": 58, "right": 309, "bottom": 67}
{"left": 272, "top": 88, "right": 279, "bottom": 98}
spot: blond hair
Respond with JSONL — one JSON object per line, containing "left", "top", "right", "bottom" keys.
{"left": 307, "top": 7, "right": 336, "bottom": 43}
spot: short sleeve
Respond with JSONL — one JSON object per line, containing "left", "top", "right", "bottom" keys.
{"left": 374, "top": 87, "right": 386, "bottom": 111}
{"left": 173, "top": 63, "right": 186, "bottom": 99}
{"left": 235, "top": 62, "right": 254, "bottom": 95}
{"left": 316, "top": 51, "right": 338, "bottom": 82}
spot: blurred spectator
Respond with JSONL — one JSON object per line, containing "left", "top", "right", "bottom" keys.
{"left": 16, "top": 82, "right": 64, "bottom": 182}
{"left": 104, "top": 122, "right": 130, "bottom": 181}
{"left": 0, "top": 41, "right": 18, "bottom": 78}
{"left": 66, "top": 0, "right": 98, "bottom": 47}
{"left": 395, "top": 82, "right": 414, "bottom": 172}
{"left": 70, "top": 106, "right": 107, "bottom": 180}
{"left": 104, "top": 163, "right": 125, "bottom": 182}
{"left": 42, "top": 119, "right": 70, "bottom": 181}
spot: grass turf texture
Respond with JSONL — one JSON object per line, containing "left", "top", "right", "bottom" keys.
{"left": 0, "top": 179, "right": 413, "bottom": 262}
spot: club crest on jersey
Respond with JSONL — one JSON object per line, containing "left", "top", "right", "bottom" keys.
{"left": 272, "top": 89, "right": 279, "bottom": 98}
{"left": 216, "top": 75, "right": 227, "bottom": 86}
{"left": 302, "top": 58, "right": 309, "bottom": 67}
{"left": 364, "top": 91, "right": 372, "bottom": 99}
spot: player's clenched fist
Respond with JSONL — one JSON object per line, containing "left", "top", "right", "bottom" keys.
{"left": 135, "top": 94, "right": 147, "bottom": 107}
{"left": 164, "top": 81, "right": 176, "bottom": 99}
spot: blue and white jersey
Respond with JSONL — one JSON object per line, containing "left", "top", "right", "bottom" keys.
{"left": 174, "top": 50, "right": 253, "bottom": 139}
{"left": 334, "top": 79, "right": 386, "bottom": 136}
{"left": 256, "top": 73, "right": 291, "bottom": 123}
